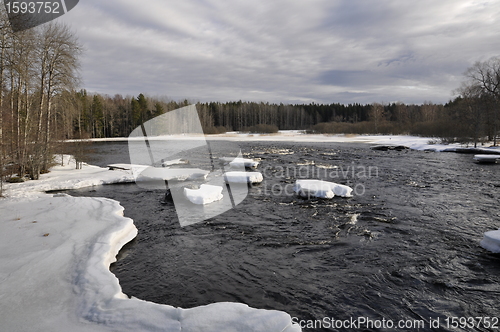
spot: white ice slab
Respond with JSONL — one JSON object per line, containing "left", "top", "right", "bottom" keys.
{"left": 473, "top": 155, "right": 500, "bottom": 163}
{"left": 480, "top": 230, "right": 500, "bottom": 253}
{"left": 136, "top": 167, "right": 209, "bottom": 182}
{"left": 225, "top": 171, "right": 264, "bottom": 183}
{"left": 162, "top": 158, "right": 189, "bottom": 166}
{"left": 108, "top": 164, "right": 209, "bottom": 182}
{"left": 294, "top": 179, "right": 353, "bottom": 198}
{"left": 220, "top": 157, "right": 260, "bottom": 168}
{"left": 184, "top": 184, "right": 224, "bottom": 204}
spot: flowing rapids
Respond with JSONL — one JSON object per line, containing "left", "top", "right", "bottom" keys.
{"left": 65, "top": 141, "right": 500, "bottom": 331}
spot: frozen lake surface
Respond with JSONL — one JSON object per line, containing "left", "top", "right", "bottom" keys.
{"left": 67, "top": 140, "right": 500, "bottom": 331}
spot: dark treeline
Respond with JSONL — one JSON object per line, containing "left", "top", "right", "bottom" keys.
{"left": 63, "top": 91, "right": 499, "bottom": 148}
{"left": 66, "top": 94, "right": 374, "bottom": 137}
{"left": 59, "top": 92, "right": 448, "bottom": 136}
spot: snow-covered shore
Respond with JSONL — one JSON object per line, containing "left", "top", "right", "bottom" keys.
{"left": 0, "top": 156, "right": 300, "bottom": 332}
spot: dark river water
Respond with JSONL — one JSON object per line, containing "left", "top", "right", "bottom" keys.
{"left": 64, "top": 140, "right": 500, "bottom": 331}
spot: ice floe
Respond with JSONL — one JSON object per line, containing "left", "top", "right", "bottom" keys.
{"left": 107, "top": 163, "right": 210, "bottom": 182}
{"left": 473, "top": 154, "right": 500, "bottom": 163}
{"left": 294, "top": 179, "right": 353, "bottom": 198}
{"left": 480, "top": 230, "right": 500, "bottom": 253}
{"left": 184, "top": 184, "right": 224, "bottom": 204}
{"left": 162, "top": 158, "right": 190, "bottom": 166}
{"left": 224, "top": 171, "right": 264, "bottom": 183}
{"left": 135, "top": 166, "right": 210, "bottom": 182}
{"left": 220, "top": 157, "right": 260, "bottom": 169}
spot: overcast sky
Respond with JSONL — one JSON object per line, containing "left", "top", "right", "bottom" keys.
{"left": 58, "top": 0, "right": 500, "bottom": 105}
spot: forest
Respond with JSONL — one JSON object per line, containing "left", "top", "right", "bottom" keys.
{"left": 0, "top": 8, "right": 499, "bottom": 191}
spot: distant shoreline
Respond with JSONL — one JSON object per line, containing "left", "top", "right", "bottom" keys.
{"left": 65, "top": 132, "right": 500, "bottom": 154}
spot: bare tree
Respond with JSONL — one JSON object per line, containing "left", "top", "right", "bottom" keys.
{"left": 465, "top": 56, "right": 500, "bottom": 145}
{"left": 369, "top": 102, "right": 385, "bottom": 133}
{"left": 456, "top": 84, "right": 490, "bottom": 147}
{"left": 34, "top": 22, "right": 82, "bottom": 175}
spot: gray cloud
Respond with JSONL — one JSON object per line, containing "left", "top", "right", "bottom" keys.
{"left": 58, "top": 0, "right": 500, "bottom": 104}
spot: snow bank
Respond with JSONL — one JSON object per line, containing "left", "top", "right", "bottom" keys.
{"left": 224, "top": 171, "right": 264, "bottom": 184}
{"left": 294, "top": 179, "right": 353, "bottom": 198}
{"left": 0, "top": 155, "right": 301, "bottom": 332}
{"left": 480, "top": 230, "right": 500, "bottom": 253}
{"left": 4, "top": 156, "right": 135, "bottom": 198}
{"left": 184, "top": 184, "right": 224, "bottom": 204}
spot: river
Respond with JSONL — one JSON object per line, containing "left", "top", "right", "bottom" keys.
{"left": 64, "top": 140, "right": 500, "bottom": 332}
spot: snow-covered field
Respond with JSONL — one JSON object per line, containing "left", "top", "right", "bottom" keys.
{"left": 0, "top": 156, "right": 300, "bottom": 332}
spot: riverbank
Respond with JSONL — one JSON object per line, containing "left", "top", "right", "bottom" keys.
{"left": 77, "top": 131, "right": 500, "bottom": 153}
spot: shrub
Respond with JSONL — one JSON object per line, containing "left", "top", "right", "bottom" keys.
{"left": 203, "top": 126, "right": 230, "bottom": 134}
{"left": 244, "top": 124, "right": 279, "bottom": 134}
{"left": 308, "top": 121, "right": 406, "bottom": 135}
{"left": 7, "top": 176, "right": 26, "bottom": 183}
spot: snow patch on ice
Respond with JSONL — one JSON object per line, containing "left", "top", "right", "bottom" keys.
{"left": 135, "top": 167, "right": 209, "bottom": 182}
{"left": 473, "top": 155, "right": 500, "bottom": 163}
{"left": 184, "top": 184, "right": 224, "bottom": 204}
{"left": 225, "top": 171, "right": 264, "bottom": 183}
{"left": 162, "top": 158, "right": 189, "bottom": 166}
{"left": 294, "top": 179, "right": 353, "bottom": 198}
{"left": 220, "top": 157, "right": 260, "bottom": 169}
{"left": 480, "top": 230, "right": 500, "bottom": 253}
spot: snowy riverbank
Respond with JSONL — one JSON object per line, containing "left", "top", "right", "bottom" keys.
{"left": 82, "top": 131, "right": 500, "bottom": 153}
{"left": 0, "top": 156, "right": 300, "bottom": 332}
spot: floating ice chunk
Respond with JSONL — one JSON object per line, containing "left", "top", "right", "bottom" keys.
{"left": 294, "top": 180, "right": 334, "bottom": 199}
{"left": 108, "top": 164, "right": 209, "bottom": 182}
{"left": 136, "top": 167, "right": 209, "bottom": 182}
{"left": 480, "top": 230, "right": 500, "bottom": 253}
{"left": 161, "top": 158, "right": 189, "bottom": 166}
{"left": 220, "top": 157, "right": 260, "bottom": 169}
{"left": 294, "top": 179, "right": 353, "bottom": 198}
{"left": 184, "top": 184, "right": 224, "bottom": 204}
{"left": 473, "top": 155, "right": 500, "bottom": 163}
{"left": 225, "top": 171, "right": 264, "bottom": 183}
